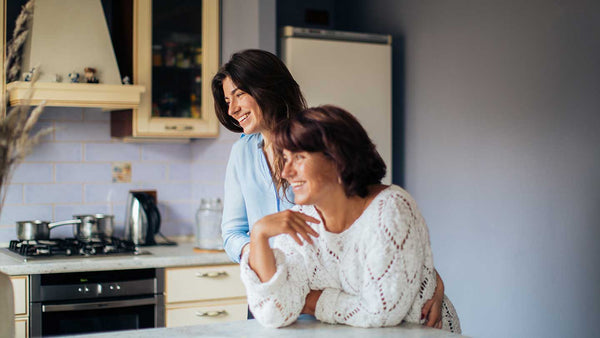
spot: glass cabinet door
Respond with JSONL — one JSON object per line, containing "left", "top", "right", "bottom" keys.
{"left": 133, "top": 0, "right": 219, "bottom": 138}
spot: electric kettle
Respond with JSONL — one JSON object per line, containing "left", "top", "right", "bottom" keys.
{"left": 124, "top": 191, "right": 161, "bottom": 245}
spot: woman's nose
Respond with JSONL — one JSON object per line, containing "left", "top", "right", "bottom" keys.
{"left": 228, "top": 99, "right": 239, "bottom": 116}
{"left": 282, "top": 161, "right": 294, "bottom": 180}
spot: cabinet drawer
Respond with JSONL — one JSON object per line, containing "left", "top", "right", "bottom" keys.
{"left": 166, "top": 299, "right": 247, "bottom": 327}
{"left": 165, "top": 265, "right": 245, "bottom": 303}
{"left": 15, "top": 317, "right": 28, "bottom": 338}
{"left": 10, "top": 276, "right": 28, "bottom": 315}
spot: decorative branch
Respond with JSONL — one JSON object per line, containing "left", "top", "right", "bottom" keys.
{"left": 1, "top": 0, "right": 53, "bottom": 217}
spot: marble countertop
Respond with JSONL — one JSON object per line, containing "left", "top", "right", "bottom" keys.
{"left": 0, "top": 242, "right": 233, "bottom": 275}
{"left": 64, "top": 318, "right": 467, "bottom": 338}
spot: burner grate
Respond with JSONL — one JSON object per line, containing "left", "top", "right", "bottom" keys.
{"left": 8, "top": 238, "right": 139, "bottom": 257}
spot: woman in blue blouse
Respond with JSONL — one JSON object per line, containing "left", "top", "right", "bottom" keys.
{"left": 211, "top": 49, "right": 445, "bottom": 328}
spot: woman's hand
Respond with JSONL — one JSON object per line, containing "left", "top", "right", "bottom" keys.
{"left": 421, "top": 270, "right": 444, "bottom": 329}
{"left": 301, "top": 290, "right": 323, "bottom": 316}
{"left": 252, "top": 209, "right": 320, "bottom": 244}
{"left": 249, "top": 210, "right": 320, "bottom": 282}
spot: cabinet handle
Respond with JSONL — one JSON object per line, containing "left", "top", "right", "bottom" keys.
{"left": 196, "top": 310, "right": 228, "bottom": 317}
{"left": 196, "top": 271, "right": 228, "bottom": 278}
{"left": 165, "top": 125, "right": 194, "bottom": 131}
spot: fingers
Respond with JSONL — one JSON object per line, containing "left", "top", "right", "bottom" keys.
{"left": 421, "top": 299, "right": 434, "bottom": 320}
{"left": 435, "top": 320, "right": 442, "bottom": 329}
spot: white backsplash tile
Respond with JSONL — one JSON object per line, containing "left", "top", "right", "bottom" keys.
{"left": 24, "top": 184, "right": 82, "bottom": 204}
{"left": 55, "top": 121, "right": 112, "bottom": 141}
{"left": 85, "top": 143, "right": 141, "bottom": 161}
{"left": 26, "top": 142, "right": 83, "bottom": 162}
{"left": 11, "top": 163, "right": 53, "bottom": 183}
{"left": 56, "top": 163, "right": 112, "bottom": 182}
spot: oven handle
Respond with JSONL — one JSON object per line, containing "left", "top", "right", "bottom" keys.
{"left": 42, "top": 297, "right": 157, "bottom": 312}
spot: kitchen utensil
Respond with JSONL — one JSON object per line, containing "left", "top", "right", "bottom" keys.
{"left": 125, "top": 192, "right": 161, "bottom": 246}
{"left": 72, "top": 214, "right": 115, "bottom": 241}
{"left": 16, "top": 219, "right": 81, "bottom": 241}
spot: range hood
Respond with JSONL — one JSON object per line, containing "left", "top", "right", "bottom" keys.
{"left": 7, "top": 0, "right": 144, "bottom": 109}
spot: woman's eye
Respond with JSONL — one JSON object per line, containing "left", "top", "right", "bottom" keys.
{"left": 236, "top": 92, "right": 244, "bottom": 98}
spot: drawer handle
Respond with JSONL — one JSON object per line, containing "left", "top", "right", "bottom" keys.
{"left": 196, "top": 271, "right": 228, "bottom": 278}
{"left": 195, "top": 310, "right": 228, "bottom": 317}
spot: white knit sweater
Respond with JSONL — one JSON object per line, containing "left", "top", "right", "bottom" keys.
{"left": 240, "top": 185, "right": 461, "bottom": 333}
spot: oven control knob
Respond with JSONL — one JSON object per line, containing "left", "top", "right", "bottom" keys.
{"left": 116, "top": 284, "right": 121, "bottom": 290}
{"left": 84, "top": 287, "right": 89, "bottom": 292}
{"left": 78, "top": 287, "right": 83, "bottom": 293}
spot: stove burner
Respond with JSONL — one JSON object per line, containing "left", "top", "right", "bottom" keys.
{"left": 8, "top": 237, "right": 139, "bottom": 257}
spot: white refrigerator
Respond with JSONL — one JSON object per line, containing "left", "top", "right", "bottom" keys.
{"left": 281, "top": 26, "right": 393, "bottom": 184}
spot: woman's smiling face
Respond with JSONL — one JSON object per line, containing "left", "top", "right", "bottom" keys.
{"left": 281, "top": 149, "right": 340, "bottom": 205}
{"left": 222, "top": 76, "right": 265, "bottom": 134}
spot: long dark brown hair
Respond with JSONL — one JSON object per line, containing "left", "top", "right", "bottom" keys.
{"left": 211, "top": 49, "right": 306, "bottom": 133}
{"left": 273, "top": 105, "right": 386, "bottom": 198}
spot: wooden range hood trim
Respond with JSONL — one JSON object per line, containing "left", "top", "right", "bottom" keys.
{"left": 6, "top": 81, "right": 145, "bottom": 110}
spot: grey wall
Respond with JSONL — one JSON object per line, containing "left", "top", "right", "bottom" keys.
{"left": 221, "top": 0, "right": 276, "bottom": 62}
{"left": 337, "top": 0, "right": 600, "bottom": 337}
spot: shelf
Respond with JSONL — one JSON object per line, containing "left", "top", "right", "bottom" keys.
{"left": 6, "top": 81, "right": 146, "bottom": 110}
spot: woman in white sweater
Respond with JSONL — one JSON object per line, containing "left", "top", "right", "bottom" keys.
{"left": 240, "top": 105, "right": 461, "bottom": 333}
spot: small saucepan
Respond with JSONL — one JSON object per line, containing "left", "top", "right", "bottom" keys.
{"left": 16, "top": 219, "right": 81, "bottom": 241}
{"left": 72, "top": 214, "right": 115, "bottom": 241}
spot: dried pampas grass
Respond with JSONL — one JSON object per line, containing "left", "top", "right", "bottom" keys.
{"left": 1, "top": 0, "right": 53, "bottom": 215}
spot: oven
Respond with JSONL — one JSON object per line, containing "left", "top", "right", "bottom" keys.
{"left": 29, "top": 268, "right": 164, "bottom": 337}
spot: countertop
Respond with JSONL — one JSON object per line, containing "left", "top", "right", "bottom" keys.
{"left": 64, "top": 318, "right": 467, "bottom": 338}
{"left": 0, "top": 242, "right": 233, "bottom": 275}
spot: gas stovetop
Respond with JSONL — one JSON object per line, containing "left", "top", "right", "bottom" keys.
{"left": 3, "top": 237, "right": 150, "bottom": 261}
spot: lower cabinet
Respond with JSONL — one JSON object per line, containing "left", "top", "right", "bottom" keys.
{"left": 164, "top": 264, "right": 247, "bottom": 328}
{"left": 11, "top": 275, "right": 29, "bottom": 338}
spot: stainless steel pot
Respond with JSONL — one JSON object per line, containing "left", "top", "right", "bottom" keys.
{"left": 72, "top": 214, "right": 114, "bottom": 240}
{"left": 16, "top": 219, "right": 81, "bottom": 241}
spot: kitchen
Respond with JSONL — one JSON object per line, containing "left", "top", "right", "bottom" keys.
{"left": 1, "top": 0, "right": 600, "bottom": 338}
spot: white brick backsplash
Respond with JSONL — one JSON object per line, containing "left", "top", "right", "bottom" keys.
{"left": 168, "top": 163, "right": 191, "bottom": 181}
{"left": 165, "top": 202, "right": 194, "bottom": 221}
{"left": 141, "top": 143, "right": 192, "bottom": 161}
{"left": 85, "top": 143, "right": 141, "bottom": 161}
{"left": 191, "top": 162, "right": 227, "bottom": 182}
{"left": 191, "top": 183, "right": 224, "bottom": 201}
{"left": 11, "top": 163, "right": 53, "bottom": 183}
{"left": 151, "top": 183, "right": 192, "bottom": 201}
{"left": 55, "top": 121, "right": 112, "bottom": 141}
{"left": 131, "top": 163, "right": 167, "bottom": 182}
{"left": 0, "top": 204, "right": 54, "bottom": 227}
{"left": 56, "top": 163, "right": 112, "bottom": 182}
{"left": 26, "top": 142, "right": 83, "bottom": 162}
{"left": 3, "top": 184, "right": 23, "bottom": 204}
{"left": 0, "top": 108, "right": 231, "bottom": 243}
{"left": 24, "top": 184, "right": 83, "bottom": 204}
{"left": 191, "top": 139, "right": 235, "bottom": 163}
{"left": 84, "top": 183, "right": 137, "bottom": 203}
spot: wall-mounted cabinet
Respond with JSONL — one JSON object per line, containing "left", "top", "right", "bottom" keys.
{"left": 111, "top": 0, "right": 220, "bottom": 140}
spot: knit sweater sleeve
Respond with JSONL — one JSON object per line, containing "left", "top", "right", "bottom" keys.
{"left": 239, "top": 242, "right": 310, "bottom": 328}
{"left": 314, "top": 192, "right": 430, "bottom": 327}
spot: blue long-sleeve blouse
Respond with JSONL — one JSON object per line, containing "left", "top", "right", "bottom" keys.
{"left": 221, "top": 133, "right": 294, "bottom": 262}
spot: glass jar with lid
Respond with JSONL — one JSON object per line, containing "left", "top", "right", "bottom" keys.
{"left": 195, "top": 198, "right": 223, "bottom": 250}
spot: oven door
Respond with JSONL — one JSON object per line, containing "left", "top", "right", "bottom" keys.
{"left": 30, "top": 294, "right": 165, "bottom": 337}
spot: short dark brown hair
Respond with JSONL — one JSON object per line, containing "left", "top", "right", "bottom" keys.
{"left": 273, "top": 105, "right": 386, "bottom": 198}
{"left": 211, "top": 49, "right": 306, "bottom": 133}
